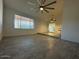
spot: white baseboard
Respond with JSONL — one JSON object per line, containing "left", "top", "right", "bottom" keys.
{"left": 3, "top": 33, "right": 37, "bottom": 38}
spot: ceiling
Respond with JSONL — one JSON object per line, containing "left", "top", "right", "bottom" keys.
{"left": 4, "top": 0, "right": 64, "bottom": 22}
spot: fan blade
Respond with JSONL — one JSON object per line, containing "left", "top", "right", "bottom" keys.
{"left": 44, "top": 1, "right": 56, "bottom": 7}
{"left": 43, "top": 0, "right": 46, "bottom": 4}
{"left": 39, "top": 0, "right": 43, "bottom": 5}
{"left": 45, "top": 7, "right": 55, "bottom": 10}
{"left": 44, "top": 9, "right": 49, "bottom": 13}
{"left": 37, "top": 0, "right": 46, "bottom": 5}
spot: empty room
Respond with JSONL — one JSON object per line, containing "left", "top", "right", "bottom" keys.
{"left": 0, "top": 0, "right": 79, "bottom": 59}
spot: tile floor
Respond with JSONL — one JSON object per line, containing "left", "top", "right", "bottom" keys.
{"left": 0, "top": 34, "right": 79, "bottom": 59}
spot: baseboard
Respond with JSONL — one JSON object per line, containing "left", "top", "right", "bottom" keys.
{"left": 37, "top": 33, "right": 61, "bottom": 39}
{"left": 61, "top": 39, "right": 79, "bottom": 45}
{"left": 3, "top": 33, "right": 36, "bottom": 38}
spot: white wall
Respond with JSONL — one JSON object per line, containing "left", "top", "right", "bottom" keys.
{"left": 61, "top": 0, "right": 79, "bottom": 43}
{"left": 0, "top": 0, "right": 3, "bottom": 40}
{"left": 3, "top": 7, "right": 36, "bottom": 36}
{"left": 3, "top": 7, "right": 48, "bottom": 37}
{"left": 3, "top": 7, "right": 62, "bottom": 37}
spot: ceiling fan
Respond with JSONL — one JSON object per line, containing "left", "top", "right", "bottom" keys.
{"left": 37, "top": 0, "right": 56, "bottom": 13}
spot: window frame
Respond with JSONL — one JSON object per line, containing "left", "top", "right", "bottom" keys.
{"left": 14, "top": 14, "right": 34, "bottom": 30}
{"left": 48, "top": 22, "right": 56, "bottom": 32}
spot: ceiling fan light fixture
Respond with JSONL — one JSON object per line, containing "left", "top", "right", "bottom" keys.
{"left": 37, "top": 0, "right": 56, "bottom": 13}
{"left": 40, "top": 7, "right": 44, "bottom": 11}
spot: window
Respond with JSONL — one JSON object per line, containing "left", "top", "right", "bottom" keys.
{"left": 48, "top": 21, "right": 56, "bottom": 32}
{"left": 14, "top": 14, "right": 34, "bottom": 29}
